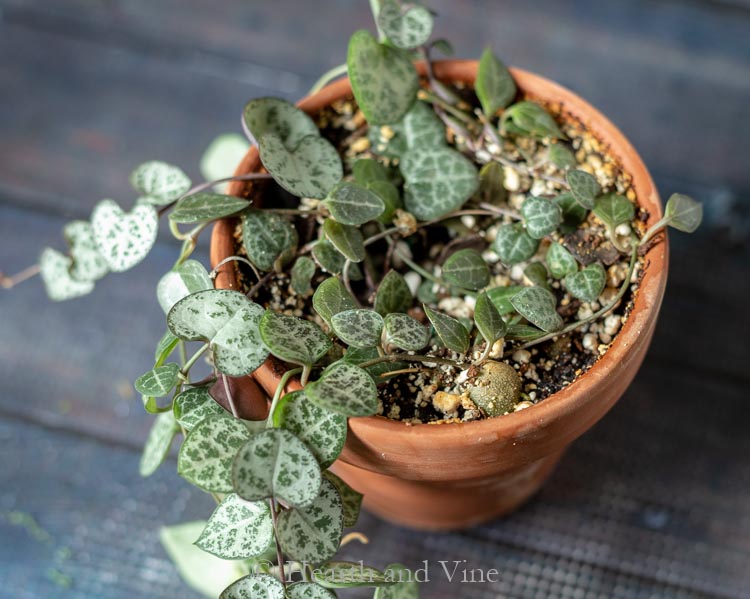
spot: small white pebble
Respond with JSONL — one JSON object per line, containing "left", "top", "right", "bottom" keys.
{"left": 460, "top": 215, "right": 477, "bottom": 229}
{"left": 604, "top": 314, "right": 622, "bottom": 336}
{"left": 403, "top": 271, "right": 421, "bottom": 296}
{"left": 599, "top": 332, "right": 612, "bottom": 344}
{"left": 432, "top": 391, "right": 461, "bottom": 414}
{"left": 514, "top": 401, "right": 533, "bottom": 412}
{"left": 512, "top": 349, "right": 531, "bottom": 364}
{"left": 510, "top": 264, "right": 525, "bottom": 281}
{"left": 530, "top": 180, "right": 548, "bottom": 196}
{"left": 582, "top": 333, "right": 598, "bottom": 351}
{"left": 504, "top": 167, "right": 520, "bottom": 191}
{"left": 615, "top": 223, "right": 631, "bottom": 237}
{"left": 475, "top": 149, "right": 491, "bottom": 163}
{"left": 577, "top": 305, "right": 594, "bottom": 320}
{"left": 489, "top": 338, "right": 505, "bottom": 359}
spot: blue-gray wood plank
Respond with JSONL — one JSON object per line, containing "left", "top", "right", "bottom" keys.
{"left": 1, "top": 0, "right": 749, "bottom": 597}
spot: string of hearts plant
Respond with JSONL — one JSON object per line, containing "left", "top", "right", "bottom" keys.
{"left": 1, "top": 1, "right": 703, "bottom": 597}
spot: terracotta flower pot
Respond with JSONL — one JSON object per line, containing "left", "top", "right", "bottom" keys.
{"left": 210, "top": 60, "right": 668, "bottom": 531}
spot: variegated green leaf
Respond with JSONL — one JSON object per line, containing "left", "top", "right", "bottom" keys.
{"left": 200, "top": 134, "right": 250, "bottom": 190}
{"left": 510, "top": 286, "right": 562, "bottom": 332}
{"left": 312, "top": 276, "right": 358, "bottom": 327}
{"left": 347, "top": 29, "right": 419, "bottom": 125}
{"left": 291, "top": 256, "right": 316, "bottom": 295}
{"left": 259, "top": 312, "right": 331, "bottom": 369}
{"left": 545, "top": 242, "right": 578, "bottom": 279}
{"left": 196, "top": 493, "right": 273, "bottom": 560}
{"left": 39, "top": 247, "right": 95, "bottom": 301}
{"left": 664, "top": 193, "right": 702, "bottom": 233}
{"left": 565, "top": 263, "right": 606, "bottom": 303}
{"left": 394, "top": 101, "right": 446, "bottom": 154}
{"left": 521, "top": 196, "right": 563, "bottom": 239}
{"left": 63, "top": 220, "right": 109, "bottom": 282}
{"left": 241, "top": 209, "right": 298, "bottom": 271}
{"left": 305, "top": 361, "right": 378, "bottom": 417}
{"left": 384, "top": 312, "right": 429, "bottom": 351}
{"left": 593, "top": 193, "right": 634, "bottom": 230}
{"left": 242, "top": 97, "right": 318, "bottom": 149}
{"left": 566, "top": 169, "right": 601, "bottom": 210}
{"left": 287, "top": 582, "right": 337, "bottom": 599}
{"left": 368, "top": 180, "right": 402, "bottom": 223}
{"left": 353, "top": 157, "right": 390, "bottom": 185}
{"left": 474, "top": 291, "right": 507, "bottom": 346}
{"left": 493, "top": 223, "right": 539, "bottom": 265}
{"left": 315, "top": 562, "right": 390, "bottom": 589}
{"left": 323, "top": 471, "right": 363, "bottom": 528}
{"left": 374, "top": 270, "right": 413, "bottom": 316}
{"left": 173, "top": 387, "right": 226, "bottom": 430}
{"left": 485, "top": 285, "right": 523, "bottom": 315}
{"left": 154, "top": 329, "right": 179, "bottom": 364}
{"left": 232, "top": 429, "right": 321, "bottom": 508}
{"left": 477, "top": 161, "right": 507, "bottom": 205}
{"left": 506, "top": 323, "right": 545, "bottom": 341}
{"left": 170, "top": 192, "right": 251, "bottom": 224}
{"left": 556, "top": 192, "right": 588, "bottom": 233}
{"left": 135, "top": 362, "right": 180, "bottom": 397}
{"left": 323, "top": 219, "right": 365, "bottom": 262}
{"left": 323, "top": 182, "right": 385, "bottom": 226}
{"left": 476, "top": 47, "right": 516, "bottom": 115}
{"left": 376, "top": 563, "right": 420, "bottom": 598}
{"left": 501, "top": 101, "right": 563, "bottom": 139}
{"left": 220, "top": 574, "right": 285, "bottom": 599}
{"left": 424, "top": 306, "right": 470, "bottom": 354}
{"left": 91, "top": 199, "right": 158, "bottom": 272}
{"left": 277, "top": 479, "right": 343, "bottom": 563}
{"left": 524, "top": 261, "right": 550, "bottom": 289}
{"left": 442, "top": 248, "right": 490, "bottom": 290}
{"left": 548, "top": 144, "right": 576, "bottom": 169}
{"left": 156, "top": 260, "right": 213, "bottom": 313}
{"left": 130, "top": 161, "right": 191, "bottom": 206}
{"left": 139, "top": 410, "right": 179, "bottom": 477}
{"left": 167, "top": 289, "right": 269, "bottom": 377}
{"left": 178, "top": 415, "right": 252, "bottom": 493}
{"left": 312, "top": 239, "right": 346, "bottom": 275}
{"left": 331, "top": 309, "right": 384, "bottom": 349}
{"left": 377, "top": 0, "right": 433, "bottom": 49}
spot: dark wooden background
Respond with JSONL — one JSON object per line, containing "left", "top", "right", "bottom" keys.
{"left": 1, "top": 1, "right": 749, "bottom": 597}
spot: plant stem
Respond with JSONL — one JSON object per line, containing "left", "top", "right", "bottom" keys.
{"left": 419, "top": 88, "right": 474, "bottom": 125}
{"left": 210, "top": 255, "right": 261, "bottom": 282}
{"left": 342, "top": 260, "right": 360, "bottom": 306}
{"left": 264, "top": 208, "right": 323, "bottom": 217}
{"left": 266, "top": 367, "right": 303, "bottom": 428}
{"left": 359, "top": 353, "right": 465, "bottom": 370}
{"left": 369, "top": 0, "right": 385, "bottom": 40}
{"left": 181, "top": 344, "right": 209, "bottom": 377}
{"left": 221, "top": 374, "right": 239, "bottom": 419}
{"left": 639, "top": 216, "right": 670, "bottom": 247}
{"left": 245, "top": 271, "right": 274, "bottom": 300}
{"left": 309, "top": 63, "right": 348, "bottom": 95}
{"left": 269, "top": 500, "right": 287, "bottom": 588}
{"left": 0, "top": 264, "right": 41, "bottom": 289}
{"left": 477, "top": 202, "right": 522, "bottom": 221}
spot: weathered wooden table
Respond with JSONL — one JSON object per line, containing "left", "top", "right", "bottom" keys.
{"left": 1, "top": 1, "right": 749, "bottom": 597}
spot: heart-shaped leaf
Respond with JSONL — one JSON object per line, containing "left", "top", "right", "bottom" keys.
{"left": 384, "top": 312, "right": 429, "bottom": 351}
{"left": 170, "top": 192, "right": 251, "bottom": 224}
{"left": 374, "top": 270, "right": 413, "bottom": 316}
{"left": 275, "top": 390, "right": 347, "bottom": 468}
{"left": 91, "top": 199, "right": 158, "bottom": 272}
{"left": 424, "top": 306, "right": 470, "bottom": 354}
{"left": 501, "top": 101, "right": 563, "bottom": 139}
{"left": 395, "top": 101, "right": 446, "bottom": 152}
{"left": 291, "top": 256, "right": 316, "bottom": 295}
{"left": 347, "top": 29, "right": 419, "bottom": 125}
{"left": 593, "top": 193, "right": 634, "bottom": 230}
{"left": 167, "top": 289, "right": 269, "bottom": 377}
{"left": 241, "top": 209, "right": 298, "bottom": 271}
{"left": 315, "top": 562, "right": 390, "bottom": 589}
{"left": 548, "top": 144, "right": 576, "bottom": 170}
{"left": 524, "top": 261, "right": 550, "bottom": 289}
{"left": 312, "top": 240, "right": 346, "bottom": 276}
{"left": 259, "top": 312, "right": 331, "bottom": 369}
{"left": 260, "top": 133, "right": 343, "bottom": 199}
{"left": 331, "top": 309, "right": 385, "bottom": 348}
{"left": 313, "top": 277, "right": 357, "bottom": 326}
{"left": 63, "top": 221, "right": 109, "bottom": 282}
{"left": 305, "top": 361, "right": 378, "bottom": 417}
{"left": 287, "top": 582, "right": 337, "bottom": 599}
{"left": 485, "top": 285, "right": 523, "bottom": 315}
{"left": 476, "top": 47, "right": 516, "bottom": 115}
{"left": 375, "top": 564, "right": 420, "bottom": 599}
{"left": 200, "top": 134, "right": 250, "bottom": 190}
{"left": 139, "top": 410, "right": 179, "bottom": 477}
{"left": 493, "top": 223, "right": 539, "bottom": 265}
{"left": 323, "top": 471, "right": 363, "bottom": 528}
{"left": 39, "top": 247, "right": 95, "bottom": 301}
{"left": 477, "top": 161, "right": 507, "bottom": 205}
{"left": 135, "top": 362, "right": 180, "bottom": 398}
{"left": 196, "top": 493, "right": 273, "bottom": 560}
{"left": 178, "top": 415, "right": 252, "bottom": 493}
{"left": 173, "top": 387, "right": 226, "bottom": 430}
{"left": 232, "top": 428, "right": 321, "bottom": 508}
{"left": 474, "top": 291, "right": 507, "bottom": 346}
{"left": 510, "top": 286, "right": 562, "bottom": 332}
{"left": 566, "top": 169, "right": 601, "bottom": 210}
{"left": 156, "top": 260, "right": 213, "bottom": 313}
{"left": 277, "top": 478, "right": 343, "bottom": 563}
{"left": 565, "top": 262, "right": 606, "bottom": 303}
{"left": 556, "top": 192, "right": 588, "bottom": 233}
{"left": 442, "top": 248, "right": 490, "bottom": 290}
{"left": 353, "top": 158, "right": 390, "bottom": 185}
{"left": 243, "top": 97, "right": 318, "bottom": 148}
{"left": 664, "top": 193, "right": 702, "bottom": 233}
{"left": 545, "top": 242, "right": 578, "bottom": 279}
{"left": 323, "top": 182, "right": 385, "bottom": 226}
{"left": 130, "top": 161, "right": 191, "bottom": 206}
{"left": 521, "top": 196, "right": 563, "bottom": 239}
{"left": 323, "top": 219, "right": 365, "bottom": 262}
{"left": 220, "top": 574, "right": 285, "bottom": 599}
{"left": 401, "top": 146, "right": 479, "bottom": 220}
{"left": 377, "top": 0, "right": 433, "bottom": 49}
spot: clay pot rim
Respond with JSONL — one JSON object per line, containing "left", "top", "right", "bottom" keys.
{"left": 212, "top": 59, "right": 667, "bottom": 442}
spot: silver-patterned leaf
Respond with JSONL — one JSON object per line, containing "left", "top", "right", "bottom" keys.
{"left": 377, "top": 0, "right": 433, "bottom": 49}
{"left": 139, "top": 410, "right": 179, "bottom": 477}
{"left": 510, "top": 286, "right": 562, "bottom": 332}
{"left": 441, "top": 248, "right": 490, "bottom": 290}
{"left": 548, "top": 144, "right": 576, "bottom": 170}
{"left": 220, "top": 574, "right": 285, "bottom": 599}
{"left": 424, "top": 306, "right": 470, "bottom": 354}
{"left": 178, "top": 415, "right": 252, "bottom": 493}
{"left": 313, "top": 277, "right": 357, "bottom": 326}
{"left": 130, "top": 161, "right": 191, "bottom": 206}
{"left": 485, "top": 285, "right": 523, "bottom": 315}
{"left": 39, "top": 247, "right": 95, "bottom": 301}
{"left": 493, "top": 223, "right": 539, "bottom": 265}
{"left": 476, "top": 47, "right": 516, "bottom": 115}
{"left": 331, "top": 309, "right": 385, "bottom": 349}
{"left": 501, "top": 101, "right": 563, "bottom": 139}
{"left": 474, "top": 291, "right": 507, "bottom": 346}
{"left": 323, "top": 471, "right": 363, "bottom": 528}
{"left": 170, "top": 192, "right": 251, "bottom": 224}
{"left": 375, "top": 563, "right": 420, "bottom": 599}
{"left": 63, "top": 220, "right": 109, "bottom": 282}
{"left": 566, "top": 169, "right": 601, "bottom": 210}
{"left": 135, "top": 362, "right": 180, "bottom": 397}
{"left": 259, "top": 312, "right": 331, "bottom": 368}
{"left": 374, "top": 270, "right": 413, "bottom": 316}
{"left": 196, "top": 493, "right": 273, "bottom": 560}
{"left": 323, "top": 219, "right": 365, "bottom": 263}
{"left": 305, "top": 361, "right": 378, "bottom": 417}
{"left": 524, "top": 262, "right": 550, "bottom": 289}
{"left": 593, "top": 193, "right": 634, "bottom": 230}
{"left": 242, "top": 97, "right": 318, "bottom": 148}
{"left": 347, "top": 29, "right": 419, "bottom": 125}
{"left": 233, "top": 429, "right": 321, "bottom": 508}
{"left": 173, "top": 387, "right": 226, "bottom": 430}
{"left": 394, "top": 101, "right": 446, "bottom": 153}
{"left": 260, "top": 133, "right": 343, "bottom": 199}
{"left": 312, "top": 240, "right": 346, "bottom": 275}
{"left": 156, "top": 260, "right": 213, "bottom": 313}
{"left": 315, "top": 562, "right": 390, "bottom": 589}
{"left": 556, "top": 192, "right": 588, "bottom": 233}
{"left": 287, "top": 582, "right": 337, "bottom": 599}
{"left": 384, "top": 313, "right": 429, "bottom": 351}
{"left": 664, "top": 193, "right": 702, "bottom": 233}
{"left": 167, "top": 289, "right": 269, "bottom": 377}
{"left": 291, "top": 256, "right": 316, "bottom": 295}
{"left": 275, "top": 390, "right": 347, "bottom": 468}
{"left": 545, "top": 242, "right": 578, "bottom": 279}
{"left": 401, "top": 146, "right": 479, "bottom": 221}
{"left": 521, "top": 196, "right": 563, "bottom": 239}
{"left": 241, "top": 209, "right": 298, "bottom": 271}
{"left": 323, "top": 182, "right": 385, "bottom": 226}
{"left": 565, "top": 263, "right": 606, "bottom": 303}
{"left": 91, "top": 199, "right": 158, "bottom": 272}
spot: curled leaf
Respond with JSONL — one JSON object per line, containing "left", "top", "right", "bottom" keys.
{"left": 39, "top": 247, "right": 95, "bottom": 301}
{"left": 374, "top": 270, "right": 413, "bottom": 316}
{"left": 474, "top": 291, "right": 507, "bottom": 346}
{"left": 510, "top": 286, "right": 562, "bottom": 332}
{"left": 424, "top": 306, "right": 470, "bottom": 354}
{"left": 156, "top": 260, "right": 213, "bottom": 313}
{"left": 323, "top": 471, "right": 363, "bottom": 528}
{"left": 501, "top": 101, "right": 563, "bottom": 139}
{"left": 323, "top": 219, "right": 365, "bottom": 262}
{"left": 313, "top": 277, "right": 357, "bottom": 326}
{"left": 664, "top": 193, "right": 702, "bottom": 233}
{"left": 291, "top": 256, "right": 316, "bottom": 295}
{"left": 594, "top": 193, "right": 634, "bottom": 230}
{"left": 476, "top": 47, "right": 516, "bottom": 115}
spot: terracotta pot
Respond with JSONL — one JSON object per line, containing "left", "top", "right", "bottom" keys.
{"left": 210, "top": 60, "right": 668, "bottom": 530}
